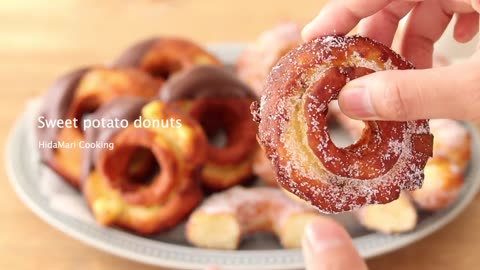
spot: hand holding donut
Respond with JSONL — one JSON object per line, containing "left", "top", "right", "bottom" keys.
{"left": 303, "top": 0, "right": 480, "bottom": 122}
{"left": 253, "top": 35, "right": 433, "bottom": 213}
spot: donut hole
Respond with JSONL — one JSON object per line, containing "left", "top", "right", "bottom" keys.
{"left": 145, "top": 58, "right": 182, "bottom": 80}
{"left": 206, "top": 127, "right": 228, "bottom": 148}
{"left": 126, "top": 146, "right": 160, "bottom": 186}
{"left": 327, "top": 108, "right": 365, "bottom": 148}
{"left": 197, "top": 104, "right": 234, "bottom": 149}
{"left": 103, "top": 145, "right": 161, "bottom": 192}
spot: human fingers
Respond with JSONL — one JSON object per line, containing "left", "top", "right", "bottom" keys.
{"left": 358, "top": 1, "right": 417, "bottom": 46}
{"left": 473, "top": 0, "right": 480, "bottom": 12}
{"left": 453, "top": 12, "right": 479, "bottom": 42}
{"left": 302, "top": 217, "right": 368, "bottom": 270}
{"left": 400, "top": 0, "right": 453, "bottom": 68}
{"left": 302, "top": 0, "right": 395, "bottom": 41}
{"left": 338, "top": 60, "right": 480, "bottom": 121}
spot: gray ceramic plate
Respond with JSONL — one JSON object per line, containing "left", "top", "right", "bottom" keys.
{"left": 5, "top": 44, "right": 480, "bottom": 270}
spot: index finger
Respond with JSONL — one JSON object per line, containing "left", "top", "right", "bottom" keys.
{"left": 302, "top": 0, "right": 399, "bottom": 41}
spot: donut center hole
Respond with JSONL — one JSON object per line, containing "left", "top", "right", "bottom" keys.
{"left": 146, "top": 58, "right": 182, "bottom": 80}
{"left": 206, "top": 128, "right": 228, "bottom": 148}
{"left": 197, "top": 104, "right": 233, "bottom": 149}
{"left": 327, "top": 105, "right": 365, "bottom": 148}
{"left": 125, "top": 146, "right": 160, "bottom": 186}
{"left": 104, "top": 145, "right": 161, "bottom": 192}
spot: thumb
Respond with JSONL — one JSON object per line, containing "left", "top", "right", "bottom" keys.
{"left": 302, "top": 217, "right": 367, "bottom": 270}
{"left": 337, "top": 62, "right": 480, "bottom": 121}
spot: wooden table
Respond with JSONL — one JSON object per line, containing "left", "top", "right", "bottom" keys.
{"left": 1, "top": 1, "right": 479, "bottom": 269}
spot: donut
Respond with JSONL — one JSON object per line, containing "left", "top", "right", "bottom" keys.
{"left": 186, "top": 186, "right": 319, "bottom": 249}
{"left": 161, "top": 66, "right": 259, "bottom": 191}
{"left": 112, "top": 37, "right": 221, "bottom": 81}
{"left": 83, "top": 98, "right": 207, "bottom": 234}
{"left": 253, "top": 35, "right": 434, "bottom": 213}
{"left": 37, "top": 67, "right": 161, "bottom": 187}
{"left": 430, "top": 119, "right": 471, "bottom": 171}
{"left": 410, "top": 157, "right": 464, "bottom": 211}
{"left": 356, "top": 192, "right": 417, "bottom": 234}
{"left": 237, "top": 22, "right": 303, "bottom": 96}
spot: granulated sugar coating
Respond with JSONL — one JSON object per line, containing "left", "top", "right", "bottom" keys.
{"left": 197, "top": 186, "right": 315, "bottom": 226}
{"left": 252, "top": 35, "right": 434, "bottom": 213}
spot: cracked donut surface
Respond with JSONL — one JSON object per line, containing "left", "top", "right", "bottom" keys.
{"left": 253, "top": 35, "right": 433, "bottom": 213}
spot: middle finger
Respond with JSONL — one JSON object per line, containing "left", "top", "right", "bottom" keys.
{"left": 358, "top": 1, "right": 417, "bottom": 47}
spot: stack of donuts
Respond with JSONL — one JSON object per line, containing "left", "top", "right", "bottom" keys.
{"left": 37, "top": 34, "right": 321, "bottom": 249}
{"left": 37, "top": 22, "right": 472, "bottom": 251}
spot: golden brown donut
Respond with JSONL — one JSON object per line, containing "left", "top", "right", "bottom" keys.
{"left": 83, "top": 99, "right": 207, "bottom": 234}
{"left": 161, "top": 66, "right": 258, "bottom": 191}
{"left": 410, "top": 157, "right": 464, "bottom": 211}
{"left": 173, "top": 98, "right": 258, "bottom": 190}
{"left": 112, "top": 37, "right": 221, "bottom": 81}
{"left": 356, "top": 192, "right": 417, "bottom": 234}
{"left": 253, "top": 35, "right": 434, "bottom": 213}
{"left": 186, "top": 186, "right": 319, "bottom": 249}
{"left": 37, "top": 67, "right": 161, "bottom": 188}
{"left": 237, "top": 22, "right": 303, "bottom": 96}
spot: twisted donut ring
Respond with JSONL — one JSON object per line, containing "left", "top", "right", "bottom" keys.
{"left": 253, "top": 35, "right": 433, "bottom": 213}
{"left": 112, "top": 37, "right": 221, "bottom": 81}
{"left": 37, "top": 67, "right": 161, "bottom": 187}
{"left": 162, "top": 66, "right": 258, "bottom": 191}
{"left": 186, "top": 186, "right": 319, "bottom": 249}
{"left": 83, "top": 98, "right": 207, "bottom": 234}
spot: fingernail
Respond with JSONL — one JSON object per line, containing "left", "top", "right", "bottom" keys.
{"left": 339, "top": 87, "right": 376, "bottom": 119}
{"left": 304, "top": 220, "right": 346, "bottom": 253}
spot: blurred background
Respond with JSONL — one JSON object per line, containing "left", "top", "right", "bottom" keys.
{"left": 0, "top": 1, "right": 479, "bottom": 269}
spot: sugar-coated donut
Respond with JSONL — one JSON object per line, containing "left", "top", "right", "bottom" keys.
{"left": 356, "top": 192, "right": 417, "bottom": 234}
{"left": 430, "top": 119, "right": 471, "bottom": 171}
{"left": 253, "top": 35, "right": 433, "bottom": 213}
{"left": 37, "top": 67, "right": 161, "bottom": 187}
{"left": 186, "top": 186, "right": 319, "bottom": 249}
{"left": 410, "top": 157, "right": 464, "bottom": 211}
{"left": 237, "top": 22, "right": 303, "bottom": 96}
{"left": 83, "top": 98, "right": 207, "bottom": 234}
